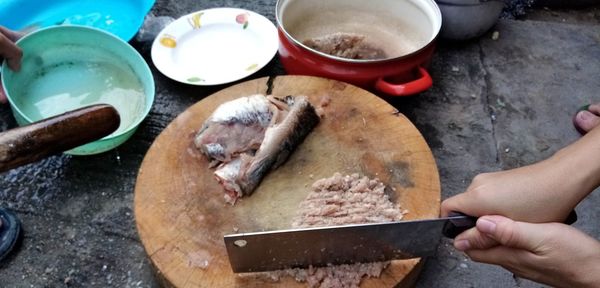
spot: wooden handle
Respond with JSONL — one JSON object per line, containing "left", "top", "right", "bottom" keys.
{"left": 0, "top": 104, "right": 120, "bottom": 172}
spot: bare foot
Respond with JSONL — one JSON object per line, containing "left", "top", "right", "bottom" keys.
{"left": 573, "top": 104, "right": 600, "bottom": 135}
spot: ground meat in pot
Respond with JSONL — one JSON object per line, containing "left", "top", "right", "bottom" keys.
{"left": 303, "top": 33, "right": 387, "bottom": 60}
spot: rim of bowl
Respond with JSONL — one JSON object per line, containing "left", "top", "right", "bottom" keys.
{"left": 1, "top": 25, "right": 155, "bottom": 140}
{"left": 275, "top": 0, "right": 442, "bottom": 64}
{"left": 436, "top": 0, "right": 505, "bottom": 6}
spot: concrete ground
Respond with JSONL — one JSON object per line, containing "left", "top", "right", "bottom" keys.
{"left": 1, "top": 1, "right": 599, "bottom": 287}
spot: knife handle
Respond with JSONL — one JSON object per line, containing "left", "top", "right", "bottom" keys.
{"left": 442, "top": 212, "right": 477, "bottom": 238}
{"left": 442, "top": 210, "right": 578, "bottom": 239}
{"left": 564, "top": 210, "right": 578, "bottom": 225}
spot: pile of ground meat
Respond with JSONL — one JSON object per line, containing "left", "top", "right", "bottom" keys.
{"left": 273, "top": 173, "right": 406, "bottom": 288}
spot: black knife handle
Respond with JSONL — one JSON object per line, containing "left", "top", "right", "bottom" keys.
{"left": 565, "top": 210, "right": 578, "bottom": 225}
{"left": 442, "top": 210, "right": 578, "bottom": 239}
{"left": 442, "top": 212, "right": 477, "bottom": 238}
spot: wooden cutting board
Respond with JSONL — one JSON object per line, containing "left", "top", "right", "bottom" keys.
{"left": 134, "top": 75, "right": 440, "bottom": 288}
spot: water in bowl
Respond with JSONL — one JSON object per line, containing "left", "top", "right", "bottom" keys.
{"left": 18, "top": 59, "right": 146, "bottom": 137}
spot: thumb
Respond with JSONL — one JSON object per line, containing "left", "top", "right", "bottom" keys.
{"left": 0, "top": 26, "right": 22, "bottom": 42}
{"left": 454, "top": 227, "right": 499, "bottom": 251}
{"left": 0, "top": 33, "right": 22, "bottom": 71}
{"left": 475, "top": 215, "right": 546, "bottom": 251}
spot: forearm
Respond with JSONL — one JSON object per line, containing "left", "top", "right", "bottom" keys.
{"left": 442, "top": 125, "right": 600, "bottom": 222}
{"left": 548, "top": 124, "right": 600, "bottom": 208}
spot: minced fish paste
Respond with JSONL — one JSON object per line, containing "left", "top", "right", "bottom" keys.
{"left": 270, "top": 173, "right": 406, "bottom": 288}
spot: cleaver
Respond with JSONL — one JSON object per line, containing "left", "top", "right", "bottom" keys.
{"left": 225, "top": 211, "right": 578, "bottom": 273}
{"left": 224, "top": 213, "right": 476, "bottom": 273}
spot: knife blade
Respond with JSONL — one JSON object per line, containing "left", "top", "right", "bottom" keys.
{"left": 224, "top": 214, "right": 476, "bottom": 273}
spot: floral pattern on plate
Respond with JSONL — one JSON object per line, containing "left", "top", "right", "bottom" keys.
{"left": 187, "top": 77, "right": 206, "bottom": 83}
{"left": 236, "top": 13, "right": 249, "bottom": 29}
{"left": 187, "top": 12, "right": 204, "bottom": 29}
{"left": 159, "top": 34, "right": 177, "bottom": 48}
{"left": 246, "top": 63, "right": 258, "bottom": 71}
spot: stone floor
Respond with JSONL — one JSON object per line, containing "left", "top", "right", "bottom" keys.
{"left": 0, "top": 1, "right": 599, "bottom": 287}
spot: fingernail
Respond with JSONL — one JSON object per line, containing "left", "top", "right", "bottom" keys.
{"left": 477, "top": 218, "right": 497, "bottom": 234}
{"left": 577, "top": 110, "right": 591, "bottom": 121}
{"left": 454, "top": 239, "right": 471, "bottom": 251}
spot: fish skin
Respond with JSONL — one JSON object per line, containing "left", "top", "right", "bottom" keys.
{"left": 236, "top": 96, "right": 320, "bottom": 195}
{"left": 195, "top": 94, "right": 320, "bottom": 204}
{"left": 194, "top": 95, "right": 273, "bottom": 162}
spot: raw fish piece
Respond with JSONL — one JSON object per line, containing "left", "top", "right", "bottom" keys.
{"left": 195, "top": 94, "right": 320, "bottom": 204}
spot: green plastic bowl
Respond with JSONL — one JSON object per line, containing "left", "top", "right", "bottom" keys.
{"left": 1, "top": 25, "right": 155, "bottom": 155}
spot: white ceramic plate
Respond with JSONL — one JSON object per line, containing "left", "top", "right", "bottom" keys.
{"left": 151, "top": 8, "right": 278, "bottom": 85}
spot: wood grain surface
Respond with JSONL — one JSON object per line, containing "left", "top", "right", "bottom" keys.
{"left": 0, "top": 104, "right": 120, "bottom": 172}
{"left": 134, "top": 76, "right": 441, "bottom": 287}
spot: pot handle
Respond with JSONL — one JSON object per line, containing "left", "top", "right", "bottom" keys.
{"left": 0, "top": 104, "right": 120, "bottom": 173}
{"left": 375, "top": 67, "right": 433, "bottom": 96}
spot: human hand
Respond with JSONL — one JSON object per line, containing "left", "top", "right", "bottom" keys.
{"left": 442, "top": 159, "right": 578, "bottom": 224}
{"left": 442, "top": 126, "right": 600, "bottom": 250}
{"left": 455, "top": 215, "right": 600, "bottom": 288}
{"left": 442, "top": 162, "right": 577, "bottom": 250}
{"left": 0, "top": 26, "right": 23, "bottom": 104}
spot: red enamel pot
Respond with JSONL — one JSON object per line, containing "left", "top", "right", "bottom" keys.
{"left": 275, "top": 0, "right": 442, "bottom": 96}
